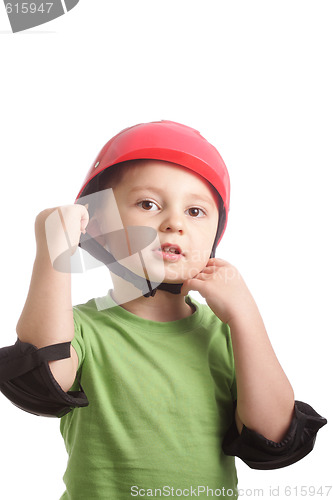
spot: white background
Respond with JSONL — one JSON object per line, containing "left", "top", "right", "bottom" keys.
{"left": 0, "top": 1, "right": 332, "bottom": 499}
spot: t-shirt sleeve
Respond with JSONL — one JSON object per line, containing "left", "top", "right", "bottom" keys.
{"left": 71, "top": 307, "right": 86, "bottom": 372}
{"left": 230, "top": 370, "right": 237, "bottom": 402}
{"left": 222, "top": 322, "right": 237, "bottom": 401}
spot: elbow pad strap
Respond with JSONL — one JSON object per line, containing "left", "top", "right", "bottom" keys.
{"left": 0, "top": 340, "right": 71, "bottom": 382}
{"left": 222, "top": 400, "right": 327, "bottom": 470}
{"left": 0, "top": 339, "right": 89, "bottom": 418}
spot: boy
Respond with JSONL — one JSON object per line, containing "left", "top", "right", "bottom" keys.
{"left": 0, "top": 121, "right": 326, "bottom": 499}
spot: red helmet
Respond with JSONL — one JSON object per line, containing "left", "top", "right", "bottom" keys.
{"left": 76, "top": 120, "right": 230, "bottom": 245}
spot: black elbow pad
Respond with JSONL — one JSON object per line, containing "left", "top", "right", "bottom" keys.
{"left": 222, "top": 401, "right": 327, "bottom": 470}
{"left": 0, "top": 338, "right": 89, "bottom": 418}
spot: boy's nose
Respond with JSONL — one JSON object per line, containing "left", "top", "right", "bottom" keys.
{"left": 159, "top": 213, "right": 184, "bottom": 234}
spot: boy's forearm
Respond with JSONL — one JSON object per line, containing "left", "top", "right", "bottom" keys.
{"left": 229, "top": 308, "right": 295, "bottom": 443}
{"left": 16, "top": 243, "right": 74, "bottom": 349}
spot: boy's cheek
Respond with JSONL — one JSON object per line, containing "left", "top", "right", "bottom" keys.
{"left": 183, "top": 249, "right": 212, "bottom": 276}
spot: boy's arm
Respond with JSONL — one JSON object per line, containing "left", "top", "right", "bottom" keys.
{"left": 182, "top": 258, "right": 327, "bottom": 468}
{"left": 16, "top": 206, "right": 88, "bottom": 393}
{"left": 228, "top": 297, "right": 294, "bottom": 442}
{"left": 181, "top": 258, "right": 295, "bottom": 442}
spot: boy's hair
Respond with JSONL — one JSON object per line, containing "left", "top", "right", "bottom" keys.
{"left": 79, "top": 158, "right": 222, "bottom": 216}
{"left": 78, "top": 159, "right": 143, "bottom": 217}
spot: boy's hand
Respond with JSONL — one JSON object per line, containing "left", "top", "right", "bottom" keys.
{"left": 35, "top": 205, "right": 89, "bottom": 268}
{"left": 181, "top": 258, "right": 257, "bottom": 325}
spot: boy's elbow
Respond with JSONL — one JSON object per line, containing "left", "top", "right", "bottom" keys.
{"left": 49, "top": 346, "right": 79, "bottom": 393}
{"left": 235, "top": 398, "right": 295, "bottom": 443}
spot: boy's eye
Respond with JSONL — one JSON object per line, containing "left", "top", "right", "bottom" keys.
{"left": 138, "top": 200, "right": 159, "bottom": 211}
{"left": 186, "top": 207, "right": 206, "bottom": 217}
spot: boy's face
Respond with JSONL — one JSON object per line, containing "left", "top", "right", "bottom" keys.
{"left": 94, "top": 160, "right": 219, "bottom": 283}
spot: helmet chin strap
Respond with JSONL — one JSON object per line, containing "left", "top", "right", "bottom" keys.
{"left": 154, "top": 282, "right": 183, "bottom": 296}
{"left": 79, "top": 220, "right": 219, "bottom": 298}
{"left": 79, "top": 232, "right": 184, "bottom": 298}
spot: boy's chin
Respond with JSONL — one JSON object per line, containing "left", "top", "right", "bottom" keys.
{"left": 111, "top": 260, "right": 205, "bottom": 285}
{"left": 161, "top": 269, "right": 202, "bottom": 283}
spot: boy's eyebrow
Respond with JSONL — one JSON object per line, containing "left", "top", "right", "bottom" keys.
{"left": 129, "top": 186, "right": 164, "bottom": 195}
{"left": 129, "top": 186, "right": 216, "bottom": 206}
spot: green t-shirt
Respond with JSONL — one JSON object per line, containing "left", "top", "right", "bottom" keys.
{"left": 60, "top": 293, "right": 238, "bottom": 499}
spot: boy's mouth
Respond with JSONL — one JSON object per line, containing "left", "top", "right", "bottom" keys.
{"left": 159, "top": 243, "right": 183, "bottom": 254}
{"left": 153, "top": 243, "right": 184, "bottom": 261}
